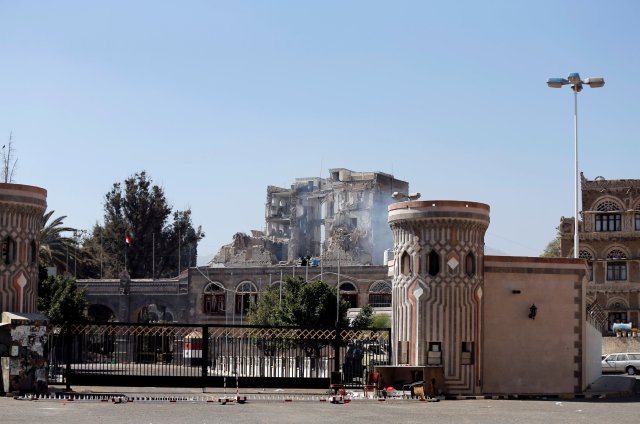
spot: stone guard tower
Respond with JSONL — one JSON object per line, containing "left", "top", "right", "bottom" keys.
{"left": 388, "top": 200, "right": 489, "bottom": 395}
{"left": 0, "top": 183, "right": 47, "bottom": 313}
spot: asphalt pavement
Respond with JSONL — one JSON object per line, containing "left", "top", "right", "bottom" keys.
{"left": 2, "top": 375, "right": 638, "bottom": 424}
{"left": 40, "top": 374, "right": 638, "bottom": 400}
{"left": 5, "top": 393, "right": 640, "bottom": 424}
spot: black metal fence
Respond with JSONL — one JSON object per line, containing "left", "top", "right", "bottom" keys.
{"left": 46, "top": 323, "right": 390, "bottom": 390}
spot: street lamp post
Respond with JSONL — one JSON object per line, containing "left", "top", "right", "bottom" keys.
{"left": 334, "top": 228, "right": 351, "bottom": 326}
{"left": 547, "top": 73, "right": 605, "bottom": 258}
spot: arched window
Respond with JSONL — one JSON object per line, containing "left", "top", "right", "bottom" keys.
{"left": 368, "top": 281, "right": 391, "bottom": 307}
{"left": 204, "top": 282, "right": 226, "bottom": 315}
{"left": 29, "top": 240, "right": 37, "bottom": 265}
{"left": 339, "top": 282, "right": 358, "bottom": 308}
{"left": 606, "top": 249, "right": 627, "bottom": 281}
{"left": 579, "top": 250, "right": 593, "bottom": 260}
{"left": 607, "top": 249, "right": 627, "bottom": 260}
{"left": 595, "top": 200, "right": 622, "bottom": 232}
{"left": 597, "top": 200, "right": 620, "bottom": 212}
{"left": 428, "top": 250, "right": 440, "bottom": 277}
{"left": 400, "top": 251, "right": 411, "bottom": 276}
{"left": 87, "top": 304, "right": 117, "bottom": 322}
{"left": 465, "top": 252, "right": 476, "bottom": 278}
{"left": 1, "top": 237, "right": 16, "bottom": 265}
{"left": 235, "top": 281, "right": 258, "bottom": 314}
{"left": 579, "top": 250, "right": 594, "bottom": 281}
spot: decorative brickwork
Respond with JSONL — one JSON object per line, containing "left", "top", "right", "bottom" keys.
{"left": 560, "top": 174, "right": 640, "bottom": 333}
{"left": 388, "top": 201, "right": 490, "bottom": 395}
{"left": 0, "top": 183, "right": 47, "bottom": 313}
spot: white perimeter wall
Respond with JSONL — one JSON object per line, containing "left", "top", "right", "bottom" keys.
{"left": 584, "top": 322, "right": 602, "bottom": 388}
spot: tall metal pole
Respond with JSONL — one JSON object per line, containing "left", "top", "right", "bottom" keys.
{"left": 573, "top": 88, "right": 579, "bottom": 259}
{"left": 548, "top": 73, "right": 605, "bottom": 256}
{"left": 336, "top": 248, "right": 340, "bottom": 326}
{"left": 74, "top": 231, "right": 77, "bottom": 278}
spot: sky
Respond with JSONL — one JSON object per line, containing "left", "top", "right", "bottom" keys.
{"left": 2, "top": 1, "right": 639, "bottom": 265}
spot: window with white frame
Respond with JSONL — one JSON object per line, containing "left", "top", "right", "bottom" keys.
{"left": 595, "top": 200, "right": 622, "bottom": 232}
{"left": 235, "top": 281, "right": 258, "bottom": 314}
{"left": 368, "top": 281, "right": 391, "bottom": 307}
{"left": 203, "top": 282, "right": 226, "bottom": 315}
{"left": 606, "top": 249, "right": 627, "bottom": 281}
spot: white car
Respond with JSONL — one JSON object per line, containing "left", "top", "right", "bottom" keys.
{"left": 601, "top": 352, "right": 640, "bottom": 375}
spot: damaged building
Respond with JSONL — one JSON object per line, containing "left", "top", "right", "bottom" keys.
{"left": 212, "top": 168, "right": 409, "bottom": 267}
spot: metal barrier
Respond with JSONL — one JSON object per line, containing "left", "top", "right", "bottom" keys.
{"left": 46, "top": 323, "right": 390, "bottom": 390}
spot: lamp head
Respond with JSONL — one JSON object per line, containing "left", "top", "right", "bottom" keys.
{"left": 546, "top": 77, "right": 568, "bottom": 88}
{"left": 392, "top": 192, "right": 405, "bottom": 201}
{"left": 585, "top": 77, "right": 605, "bottom": 88}
{"left": 567, "top": 72, "right": 581, "bottom": 84}
{"left": 408, "top": 193, "right": 421, "bottom": 201}
{"left": 571, "top": 83, "right": 583, "bottom": 92}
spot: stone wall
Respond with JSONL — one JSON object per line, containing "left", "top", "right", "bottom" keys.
{"left": 602, "top": 336, "right": 640, "bottom": 354}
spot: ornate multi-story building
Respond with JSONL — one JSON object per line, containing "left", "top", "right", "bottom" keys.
{"left": 560, "top": 174, "right": 640, "bottom": 332}
{"left": 0, "top": 183, "right": 47, "bottom": 313}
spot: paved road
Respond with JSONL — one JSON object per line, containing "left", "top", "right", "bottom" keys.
{"left": 4, "top": 396, "right": 640, "bottom": 424}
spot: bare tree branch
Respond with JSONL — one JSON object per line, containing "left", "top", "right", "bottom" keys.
{"left": 2, "top": 132, "right": 18, "bottom": 183}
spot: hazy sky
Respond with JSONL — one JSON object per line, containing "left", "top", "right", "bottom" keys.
{"left": 2, "top": 1, "right": 639, "bottom": 265}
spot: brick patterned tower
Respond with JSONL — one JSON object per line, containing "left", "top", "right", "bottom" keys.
{"left": 0, "top": 183, "right": 47, "bottom": 313}
{"left": 388, "top": 200, "right": 489, "bottom": 395}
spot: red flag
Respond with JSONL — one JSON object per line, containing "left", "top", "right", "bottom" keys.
{"left": 125, "top": 233, "right": 132, "bottom": 245}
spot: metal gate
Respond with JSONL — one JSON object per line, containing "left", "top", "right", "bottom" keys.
{"left": 46, "top": 323, "right": 390, "bottom": 390}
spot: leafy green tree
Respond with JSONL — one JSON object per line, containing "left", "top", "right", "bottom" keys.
{"left": 84, "top": 171, "right": 204, "bottom": 278}
{"left": 541, "top": 227, "right": 561, "bottom": 258}
{"left": 351, "top": 304, "right": 374, "bottom": 328}
{"left": 370, "top": 314, "right": 391, "bottom": 328}
{"left": 39, "top": 210, "right": 76, "bottom": 273}
{"left": 246, "top": 284, "right": 285, "bottom": 326}
{"left": 38, "top": 275, "right": 88, "bottom": 324}
{"left": 248, "top": 276, "right": 349, "bottom": 357}
{"left": 254, "top": 276, "right": 349, "bottom": 327}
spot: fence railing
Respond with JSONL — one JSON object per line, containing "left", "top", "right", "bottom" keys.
{"left": 46, "top": 322, "right": 390, "bottom": 389}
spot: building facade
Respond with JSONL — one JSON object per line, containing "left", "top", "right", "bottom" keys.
{"left": 79, "top": 265, "right": 392, "bottom": 325}
{"left": 390, "top": 200, "right": 596, "bottom": 395}
{"left": 560, "top": 174, "right": 640, "bottom": 333}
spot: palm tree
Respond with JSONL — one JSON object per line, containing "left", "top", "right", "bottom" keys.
{"left": 40, "top": 210, "right": 76, "bottom": 272}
